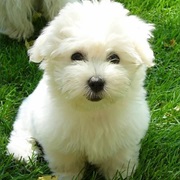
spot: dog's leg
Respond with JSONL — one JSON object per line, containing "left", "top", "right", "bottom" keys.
{"left": 99, "top": 147, "right": 139, "bottom": 179}
{"left": 7, "top": 99, "right": 39, "bottom": 161}
{"left": 7, "top": 129, "right": 38, "bottom": 161}
{"left": 44, "top": 151, "right": 85, "bottom": 180}
{"left": 0, "top": 0, "right": 34, "bottom": 40}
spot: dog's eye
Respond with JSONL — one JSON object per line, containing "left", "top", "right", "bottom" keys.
{"left": 107, "top": 53, "right": 120, "bottom": 64}
{"left": 71, "top": 52, "right": 84, "bottom": 61}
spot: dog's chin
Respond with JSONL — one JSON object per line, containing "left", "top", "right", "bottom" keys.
{"left": 87, "top": 96, "right": 102, "bottom": 102}
{"left": 86, "top": 92, "right": 103, "bottom": 102}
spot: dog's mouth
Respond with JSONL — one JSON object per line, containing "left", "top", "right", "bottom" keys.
{"left": 86, "top": 92, "right": 103, "bottom": 102}
{"left": 87, "top": 95, "right": 102, "bottom": 102}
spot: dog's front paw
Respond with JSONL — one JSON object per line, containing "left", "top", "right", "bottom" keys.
{"left": 7, "top": 136, "right": 39, "bottom": 161}
{"left": 100, "top": 148, "right": 139, "bottom": 179}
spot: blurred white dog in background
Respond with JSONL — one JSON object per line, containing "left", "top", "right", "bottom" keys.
{"left": 7, "top": 0, "right": 154, "bottom": 179}
{"left": 0, "top": 0, "right": 77, "bottom": 40}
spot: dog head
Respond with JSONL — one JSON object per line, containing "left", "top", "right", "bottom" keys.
{"left": 29, "top": 0, "right": 154, "bottom": 105}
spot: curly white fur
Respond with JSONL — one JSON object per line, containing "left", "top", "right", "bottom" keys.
{"left": 7, "top": 0, "right": 154, "bottom": 179}
{"left": 0, "top": 0, "right": 77, "bottom": 40}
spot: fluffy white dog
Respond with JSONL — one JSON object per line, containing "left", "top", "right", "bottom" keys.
{"left": 7, "top": 0, "right": 154, "bottom": 179}
{"left": 0, "top": 0, "right": 77, "bottom": 40}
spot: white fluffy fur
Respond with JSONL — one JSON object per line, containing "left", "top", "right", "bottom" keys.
{"left": 7, "top": 0, "right": 154, "bottom": 179}
{"left": 0, "top": 0, "right": 77, "bottom": 40}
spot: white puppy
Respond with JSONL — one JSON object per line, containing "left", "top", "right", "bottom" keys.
{"left": 0, "top": 0, "right": 77, "bottom": 40}
{"left": 7, "top": 0, "right": 154, "bottom": 179}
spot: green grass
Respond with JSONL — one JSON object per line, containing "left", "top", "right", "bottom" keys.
{"left": 0, "top": 0, "right": 179, "bottom": 179}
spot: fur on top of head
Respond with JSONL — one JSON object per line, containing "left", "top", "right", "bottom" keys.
{"left": 28, "top": 0, "right": 154, "bottom": 67}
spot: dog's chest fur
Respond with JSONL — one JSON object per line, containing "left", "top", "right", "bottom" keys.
{"left": 38, "top": 100, "right": 133, "bottom": 163}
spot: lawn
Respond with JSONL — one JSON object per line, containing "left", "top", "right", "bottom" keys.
{"left": 0, "top": 0, "right": 179, "bottom": 179}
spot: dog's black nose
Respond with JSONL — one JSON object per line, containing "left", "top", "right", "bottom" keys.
{"left": 88, "top": 76, "right": 105, "bottom": 93}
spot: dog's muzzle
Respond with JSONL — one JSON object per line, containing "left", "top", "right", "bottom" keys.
{"left": 87, "top": 76, "right": 105, "bottom": 102}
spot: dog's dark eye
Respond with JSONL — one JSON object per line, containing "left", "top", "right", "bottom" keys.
{"left": 107, "top": 53, "right": 120, "bottom": 64}
{"left": 71, "top": 52, "right": 84, "bottom": 61}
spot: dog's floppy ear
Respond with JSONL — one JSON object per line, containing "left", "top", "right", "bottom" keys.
{"left": 127, "top": 16, "right": 155, "bottom": 67}
{"left": 28, "top": 22, "right": 58, "bottom": 63}
{"left": 28, "top": 30, "right": 49, "bottom": 63}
